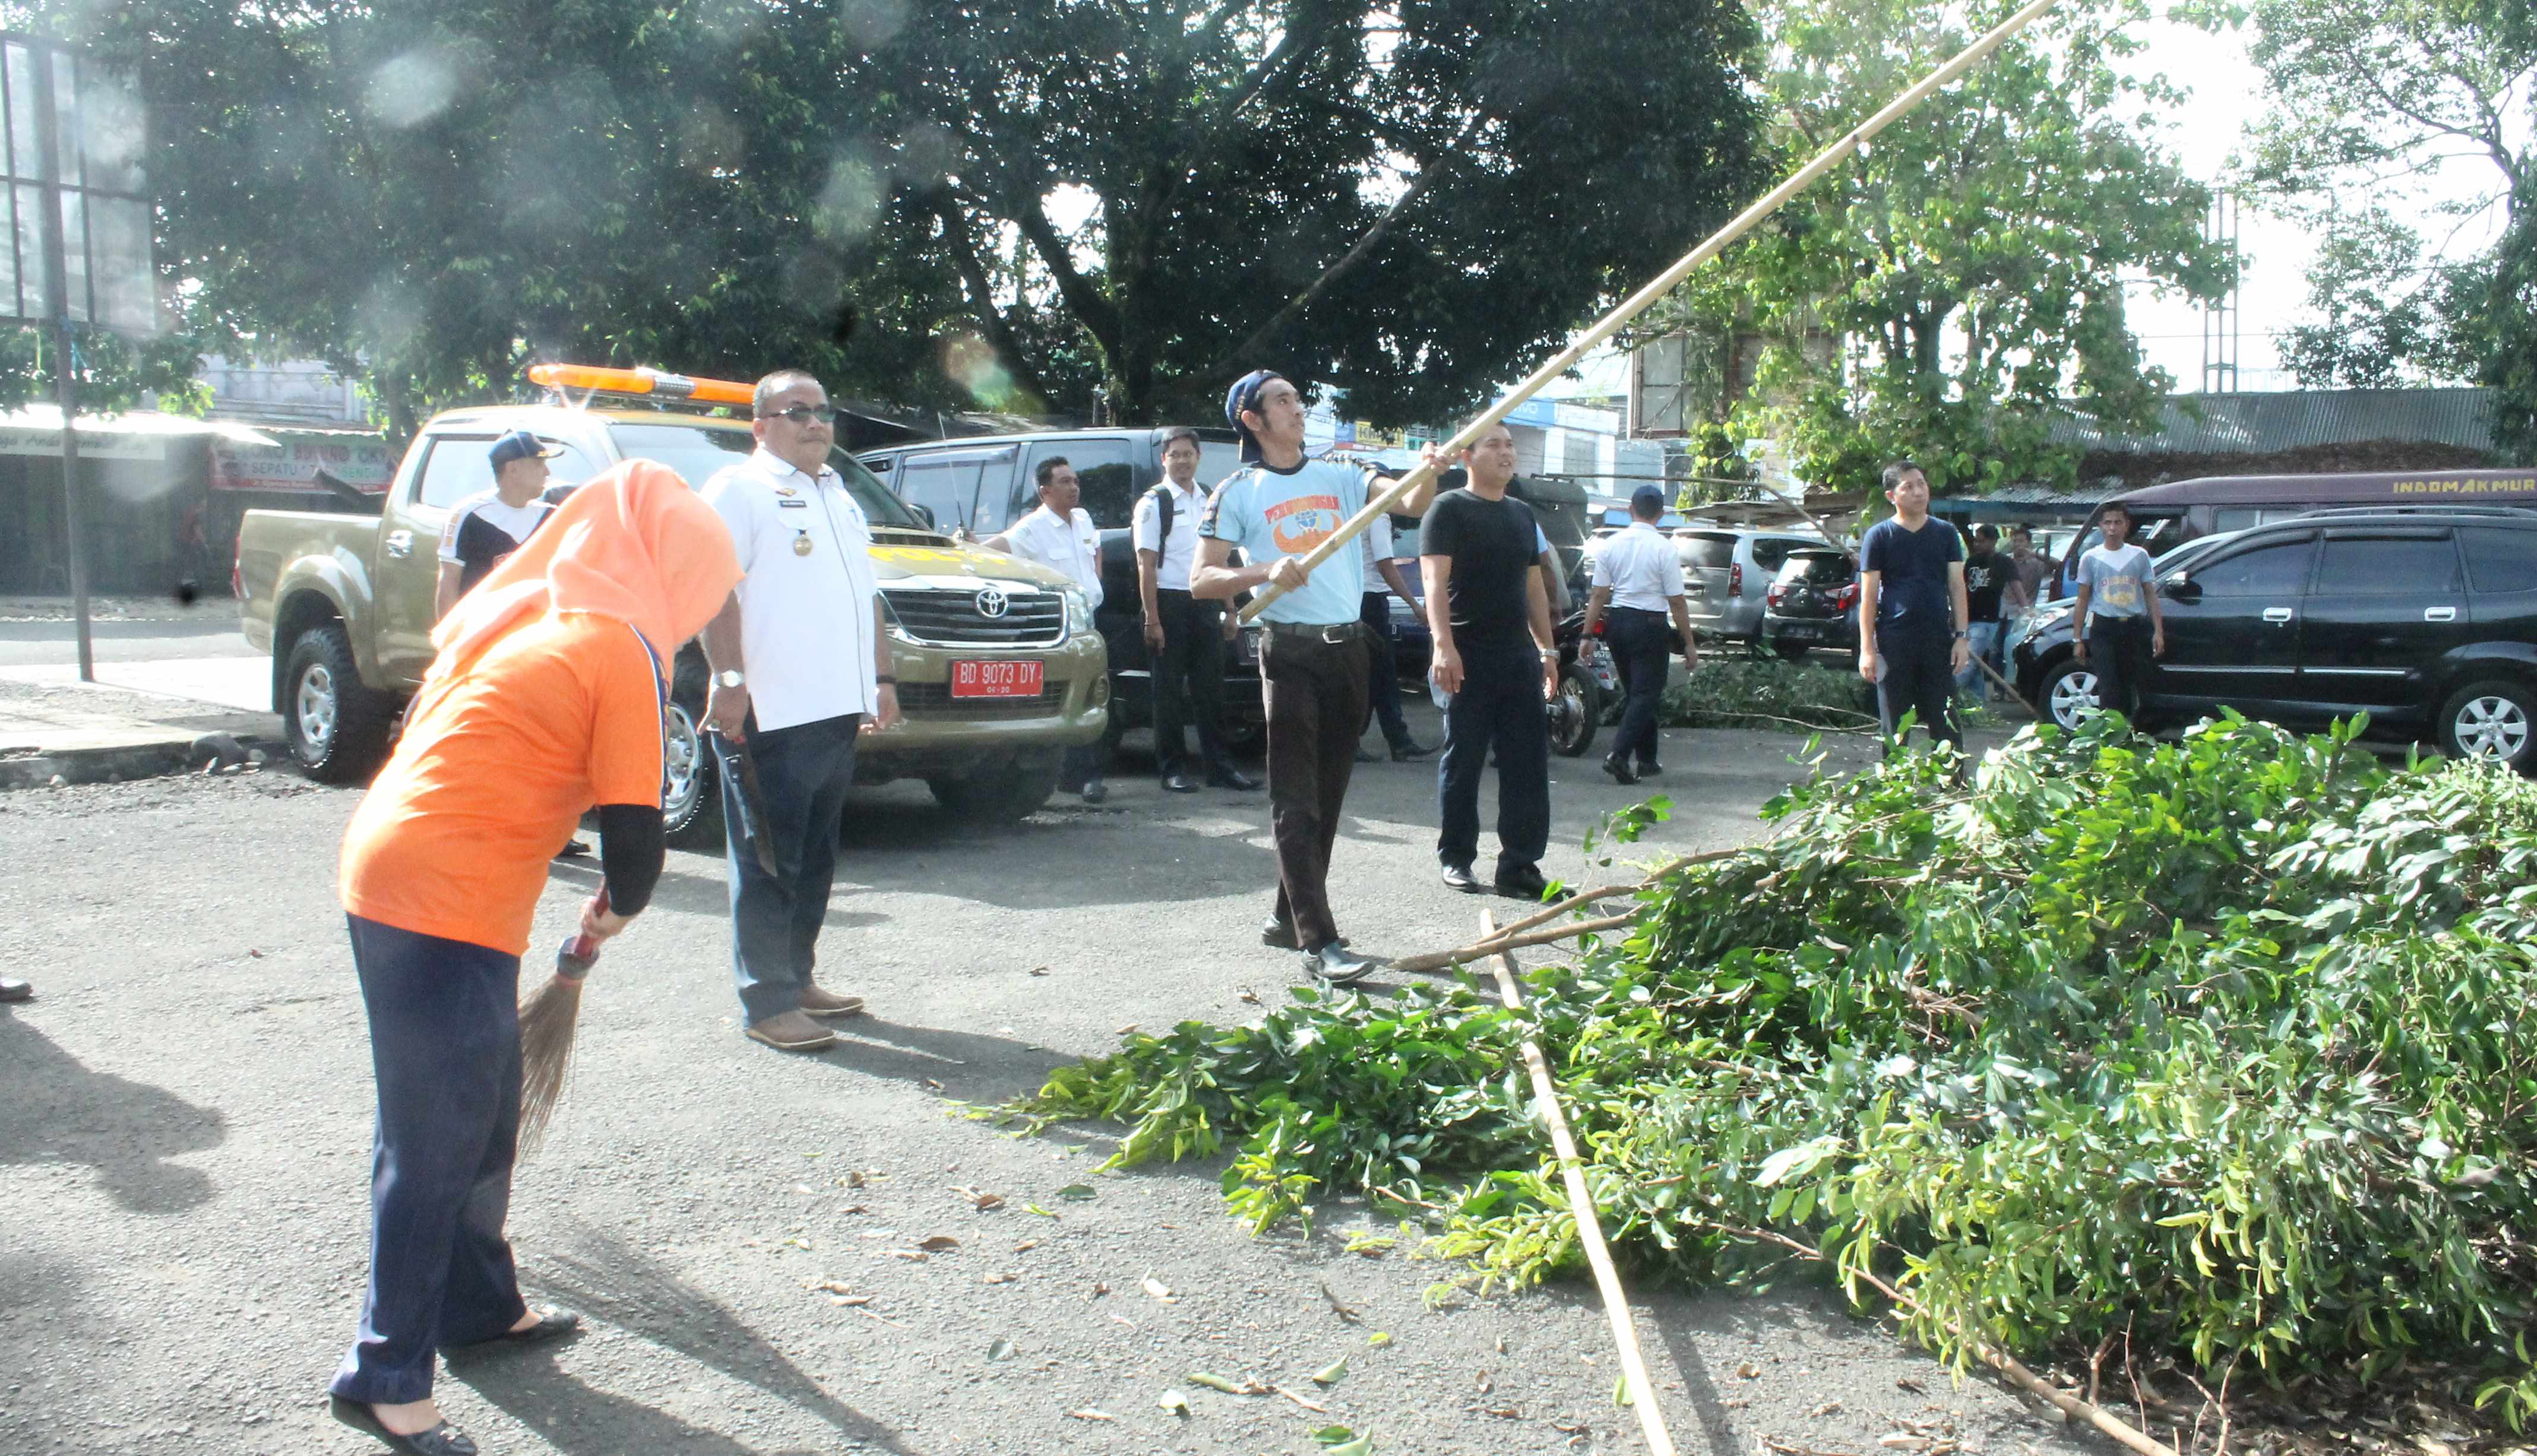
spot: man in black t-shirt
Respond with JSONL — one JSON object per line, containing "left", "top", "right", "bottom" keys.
{"left": 1856, "top": 460, "right": 1969, "bottom": 754}
{"left": 1419, "top": 425, "right": 1558, "bottom": 900}
{"left": 1959, "top": 524, "right": 2004, "bottom": 700}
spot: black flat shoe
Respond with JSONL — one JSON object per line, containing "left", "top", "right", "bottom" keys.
{"left": 1163, "top": 772, "right": 1200, "bottom": 793}
{"left": 1305, "top": 942, "right": 1384, "bottom": 985}
{"left": 447, "top": 1308, "right": 581, "bottom": 1351}
{"left": 1493, "top": 865, "right": 1551, "bottom": 901}
{"left": 1635, "top": 763, "right": 1663, "bottom": 779}
{"left": 1261, "top": 916, "right": 1303, "bottom": 950}
{"left": 1440, "top": 863, "right": 1483, "bottom": 894}
{"left": 1207, "top": 767, "right": 1261, "bottom": 791}
{"left": 1602, "top": 757, "right": 1639, "bottom": 786}
{"left": 1354, "top": 748, "right": 1381, "bottom": 764}
{"left": 1079, "top": 781, "right": 1108, "bottom": 804}
{"left": 1390, "top": 741, "right": 1434, "bottom": 761}
{"left": 329, "top": 1397, "right": 480, "bottom": 1456}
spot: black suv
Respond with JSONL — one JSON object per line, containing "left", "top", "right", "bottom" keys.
{"left": 1760, "top": 548, "right": 1859, "bottom": 660}
{"left": 2008, "top": 507, "right": 2537, "bottom": 771}
{"left": 858, "top": 428, "right": 1267, "bottom": 752}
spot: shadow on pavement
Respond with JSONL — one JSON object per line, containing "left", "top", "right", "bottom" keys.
{"left": 519, "top": 1227, "right": 923, "bottom": 1455}
{"left": 544, "top": 859, "right": 889, "bottom": 936}
{"left": 0, "top": 1008, "right": 224, "bottom": 1214}
{"left": 815, "top": 1017, "right": 1071, "bottom": 1106}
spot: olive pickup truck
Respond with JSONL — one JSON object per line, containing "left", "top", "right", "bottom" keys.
{"left": 235, "top": 401, "right": 1109, "bottom": 844}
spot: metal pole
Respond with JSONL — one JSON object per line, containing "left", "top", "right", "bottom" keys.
{"left": 29, "top": 47, "right": 92, "bottom": 680}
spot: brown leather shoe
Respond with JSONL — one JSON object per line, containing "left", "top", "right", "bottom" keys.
{"left": 745, "top": 1010, "right": 839, "bottom": 1052}
{"left": 798, "top": 985, "right": 866, "bottom": 1020}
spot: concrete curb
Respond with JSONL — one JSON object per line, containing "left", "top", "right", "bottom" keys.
{"left": 0, "top": 729, "right": 286, "bottom": 792}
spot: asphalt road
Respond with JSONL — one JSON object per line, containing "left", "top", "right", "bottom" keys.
{"left": 0, "top": 717, "right": 2100, "bottom": 1456}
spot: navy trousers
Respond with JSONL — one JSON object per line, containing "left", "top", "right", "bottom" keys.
{"left": 334, "top": 914, "right": 528, "bottom": 1405}
{"left": 720, "top": 712, "right": 861, "bottom": 1024}
{"left": 1874, "top": 629, "right": 1963, "bottom": 753}
{"left": 1359, "top": 593, "right": 1414, "bottom": 749}
{"left": 1436, "top": 638, "right": 1551, "bottom": 875}
{"left": 2086, "top": 615, "right": 2153, "bottom": 721}
{"left": 1605, "top": 609, "right": 1672, "bottom": 769}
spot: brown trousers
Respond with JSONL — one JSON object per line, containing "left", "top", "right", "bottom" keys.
{"left": 1260, "top": 628, "right": 1371, "bottom": 951}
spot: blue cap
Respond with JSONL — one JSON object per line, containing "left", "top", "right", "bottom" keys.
{"left": 1223, "top": 370, "right": 1286, "bottom": 463}
{"left": 1630, "top": 485, "right": 1666, "bottom": 514}
{"left": 489, "top": 430, "right": 563, "bottom": 471}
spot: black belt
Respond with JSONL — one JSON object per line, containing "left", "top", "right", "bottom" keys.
{"left": 1264, "top": 619, "right": 1369, "bottom": 644}
{"left": 1612, "top": 605, "right": 1669, "bottom": 616}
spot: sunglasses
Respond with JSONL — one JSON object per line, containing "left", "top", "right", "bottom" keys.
{"left": 758, "top": 403, "right": 837, "bottom": 425}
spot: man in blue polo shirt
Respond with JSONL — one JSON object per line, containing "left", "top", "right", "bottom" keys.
{"left": 1192, "top": 371, "right": 1437, "bottom": 983}
{"left": 1856, "top": 460, "right": 1970, "bottom": 755}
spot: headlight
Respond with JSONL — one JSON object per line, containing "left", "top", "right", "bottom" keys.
{"left": 1064, "top": 586, "right": 1093, "bottom": 635}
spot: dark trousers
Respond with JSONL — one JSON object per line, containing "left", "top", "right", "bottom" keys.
{"left": 1874, "top": 629, "right": 1962, "bottom": 752}
{"left": 1606, "top": 609, "right": 1672, "bottom": 768}
{"left": 1061, "top": 742, "right": 1106, "bottom": 791}
{"left": 720, "top": 712, "right": 861, "bottom": 1024}
{"left": 1152, "top": 589, "right": 1229, "bottom": 777}
{"left": 334, "top": 914, "right": 528, "bottom": 1405}
{"left": 2087, "top": 615, "right": 2153, "bottom": 720}
{"left": 1261, "top": 628, "right": 1370, "bottom": 951}
{"left": 1359, "top": 593, "right": 1413, "bottom": 749}
{"left": 1437, "top": 638, "right": 1552, "bottom": 875}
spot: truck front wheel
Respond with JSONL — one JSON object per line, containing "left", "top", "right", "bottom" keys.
{"left": 927, "top": 751, "right": 1062, "bottom": 825}
{"left": 283, "top": 622, "right": 393, "bottom": 784}
{"left": 661, "top": 695, "right": 728, "bottom": 850}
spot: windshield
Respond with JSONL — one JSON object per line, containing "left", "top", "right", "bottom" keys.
{"left": 1678, "top": 532, "right": 1737, "bottom": 569}
{"left": 607, "top": 422, "right": 928, "bottom": 530}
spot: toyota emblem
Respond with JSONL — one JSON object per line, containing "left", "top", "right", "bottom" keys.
{"left": 975, "top": 585, "right": 1010, "bottom": 619}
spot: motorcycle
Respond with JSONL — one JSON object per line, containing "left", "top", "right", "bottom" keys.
{"left": 1548, "top": 607, "right": 1617, "bottom": 758}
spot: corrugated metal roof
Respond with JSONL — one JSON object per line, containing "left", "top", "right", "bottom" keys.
{"left": 2048, "top": 387, "right": 2495, "bottom": 455}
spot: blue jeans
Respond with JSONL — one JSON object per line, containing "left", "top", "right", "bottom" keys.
{"left": 1605, "top": 609, "right": 1672, "bottom": 768}
{"left": 334, "top": 915, "right": 528, "bottom": 1405}
{"left": 1958, "top": 621, "right": 2002, "bottom": 698}
{"left": 1436, "top": 638, "right": 1551, "bottom": 875}
{"left": 720, "top": 713, "right": 861, "bottom": 1024}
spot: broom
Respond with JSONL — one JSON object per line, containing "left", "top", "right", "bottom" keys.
{"left": 517, "top": 894, "right": 604, "bottom": 1159}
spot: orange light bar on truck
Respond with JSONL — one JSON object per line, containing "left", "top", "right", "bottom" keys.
{"left": 525, "top": 363, "right": 757, "bottom": 407}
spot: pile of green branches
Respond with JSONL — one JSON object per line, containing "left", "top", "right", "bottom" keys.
{"left": 1661, "top": 656, "right": 1878, "bottom": 732}
{"left": 999, "top": 714, "right": 2537, "bottom": 1426}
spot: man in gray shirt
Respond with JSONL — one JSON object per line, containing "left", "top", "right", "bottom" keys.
{"left": 2071, "top": 501, "right": 2166, "bottom": 720}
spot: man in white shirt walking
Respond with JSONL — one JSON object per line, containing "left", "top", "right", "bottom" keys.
{"left": 2071, "top": 501, "right": 2165, "bottom": 720}
{"left": 1134, "top": 429, "right": 1258, "bottom": 795}
{"left": 1355, "top": 508, "right": 1433, "bottom": 764}
{"left": 1579, "top": 486, "right": 1695, "bottom": 786}
{"left": 985, "top": 457, "right": 1111, "bottom": 803}
{"left": 697, "top": 370, "right": 902, "bottom": 1054}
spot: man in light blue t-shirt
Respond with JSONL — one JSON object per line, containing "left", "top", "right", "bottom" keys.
{"left": 1194, "top": 371, "right": 1437, "bottom": 984}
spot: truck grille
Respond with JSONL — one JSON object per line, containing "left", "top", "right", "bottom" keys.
{"left": 894, "top": 682, "right": 1066, "bottom": 719}
{"left": 882, "top": 587, "right": 1065, "bottom": 647}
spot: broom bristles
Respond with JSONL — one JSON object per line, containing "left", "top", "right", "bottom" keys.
{"left": 516, "top": 973, "right": 585, "bottom": 1159}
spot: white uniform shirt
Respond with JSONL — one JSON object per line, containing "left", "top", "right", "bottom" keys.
{"left": 1358, "top": 511, "right": 1403, "bottom": 596}
{"left": 1131, "top": 479, "right": 1207, "bottom": 591}
{"left": 1001, "top": 503, "right": 1104, "bottom": 610}
{"left": 1592, "top": 521, "right": 1685, "bottom": 610}
{"left": 699, "top": 448, "right": 882, "bottom": 733}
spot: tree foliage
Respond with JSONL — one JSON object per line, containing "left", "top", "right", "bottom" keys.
{"left": 2229, "top": 0, "right": 2535, "bottom": 455}
{"left": 1648, "top": 0, "right": 2233, "bottom": 497}
{"left": 51, "top": 0, "right": 1758, "bottom": 433}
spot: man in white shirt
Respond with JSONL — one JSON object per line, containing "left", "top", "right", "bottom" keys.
{"left": 697, "top": 370, "right": 902, "bottom": 1054}
{"left": 1355, "top": 507, "right": 1433, "bottom": 764}
{"left": 1134, "top": 429, "right": 1257, "bottom": 794}
{"left": 984, "top": 457, "right": 1111, "bottom": 803}
{"left": 2071, "top": 501, "right": 2165, "bottom": 719}
{"left": 1579, "top": 487, "right": 1696, "bottom": 786}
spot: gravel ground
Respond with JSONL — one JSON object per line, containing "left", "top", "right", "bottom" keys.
{"left": 0, "top": 712, "right": 2096, "bottom": 1456}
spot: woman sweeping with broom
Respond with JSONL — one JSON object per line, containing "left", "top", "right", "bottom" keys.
{"left": 326, "top": 460, "right": 741, "bottom": 1456}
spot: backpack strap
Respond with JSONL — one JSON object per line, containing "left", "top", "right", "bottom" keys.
{"left": 1145, "top": 482, "right": 1178, "bottom": 549}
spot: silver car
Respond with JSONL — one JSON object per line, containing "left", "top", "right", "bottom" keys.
{"left": 1673, "top": 527, "right": 1828, "bottom": 644}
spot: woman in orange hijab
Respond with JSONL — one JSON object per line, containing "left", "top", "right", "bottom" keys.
{"left": 327, "top": 462, "right": 740, "bottom": 1456}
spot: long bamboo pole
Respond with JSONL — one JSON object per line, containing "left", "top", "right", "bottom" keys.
{"left": 1240, "top": 0, "right": 2070, "bottom": 622}
{"left": 1481, "top": 913, "right": 1679, "bottom": 1455}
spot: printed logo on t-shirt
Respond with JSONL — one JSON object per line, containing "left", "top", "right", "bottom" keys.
{"left": 2099, "top": 575, "right": 2141, "bottom": 610}
{"left": 1265, "top": 495, "right": 1344, "bottom": 555}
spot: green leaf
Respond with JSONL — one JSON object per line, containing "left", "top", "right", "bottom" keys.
{"left": 1312, "top": 1356, "right": 1349, "bottom": 1386}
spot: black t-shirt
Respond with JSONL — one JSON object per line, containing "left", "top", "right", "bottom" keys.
{"left": 1858, "top": 517, "right": 1963, "bottom": 640}
{"left": 1418, "top": 487, "right": 1539, "bottom": 649}
{"left": 1963, "top": 547, "right": 2004, "bottom": 623}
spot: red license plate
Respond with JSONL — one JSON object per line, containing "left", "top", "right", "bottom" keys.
{"left": 949, "top": 660, "right": 1045, "bottom": 698}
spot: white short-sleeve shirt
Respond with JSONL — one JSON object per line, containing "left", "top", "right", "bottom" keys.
{"left": 1000, "top": 504, "right": 1103, "bottom": 610}
{"left": 1592, "top": 522, "right": 1685, "bottom": 611}
{"left": 1131, "top": 480, "right": 1208, "bottom": 591}
{"left": 698, "top": 448, "right": 882, "bottom": 733}
{"left": 1358, "top": 511, "right": 1403, "bottom": 593}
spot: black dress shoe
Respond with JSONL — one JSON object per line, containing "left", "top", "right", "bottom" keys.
{"left": 1163, "top": 772, "right": 1200, "bottom": 793}
{"left": 1305, "top": 942, "right": 1384, "bottom": 985}
{"left": 1493, "top": 864, "right": 1551, "bottom": 901}
{"left": 1602, "top": 756, "right": 1639, "bottom": 786}
{"left": 1207, "top": 767, "right": 1261, "bottom": 791}
{"left": 447, "top": 1307, "right": 583, "bottom": 1351}
{"left": 329, "top": 1397, "right": 480, "bottom": 1456}
{"left": 1390, "top": 740, "right": 1434, "bottom": 761}
{"left": 1080, "top": 780, "right": 1109, "bottom": 804}
{"left": 1261, "top": 916, "right": 1303, "bottom": 950}
{"left": 1440, "top": 863, "right": 1483, "bottom": 894}
{"left": 1355, "top": 748, "right": 1381, "bottom": 764}
{"left": 1635, "top": 762, "right": 1663, "bottom": 779}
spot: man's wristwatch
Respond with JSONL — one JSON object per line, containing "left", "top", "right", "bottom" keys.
{"left": 1952, "top": 631, "right": 1969, "bottom": 641}
{"left": 714, "top": 669, "right": 746, "bottom": 689}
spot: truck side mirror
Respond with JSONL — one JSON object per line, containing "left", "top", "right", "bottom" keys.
{"left": 911, "top": 504, "right": 937, "bottom": 530}
{"left": 2159, "top": 573, "right": 2198, "bottom": 604}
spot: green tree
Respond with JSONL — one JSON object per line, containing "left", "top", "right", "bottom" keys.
{"left": 2231, "top": 0, "right": 2535, "bottom": 452}
{"left": 54, "top": 0, "right": 1760, "bottom": 434}
{"left": 1650, "top": 0, "right": 2234, "bottom": 498}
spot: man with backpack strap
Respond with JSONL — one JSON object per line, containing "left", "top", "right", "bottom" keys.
{"left": 1135, "top": 428, "right": 1260, "bottom": 795}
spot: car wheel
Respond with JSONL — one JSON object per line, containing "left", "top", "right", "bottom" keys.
{"left": 660, "top": 696, "right": 727, "bottom": 850}
{"left": 2037, "top": 659, "right": 2101, "bottom": 732}
{"left": 928, "top": 751, "right": 1064, "bottom": 825}
{"left": 2439, "top": 679, "right": 2536, "bottom": 773}
{"left": 282, "top": 622, "right": 393, "bottom": 784}
{"left": 1549, "top": 665, "right": 1601, "bottom": 758}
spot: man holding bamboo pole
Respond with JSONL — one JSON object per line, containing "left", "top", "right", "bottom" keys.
{"left": 1192, "top": 371, "right": 1438, "bottom": 983}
